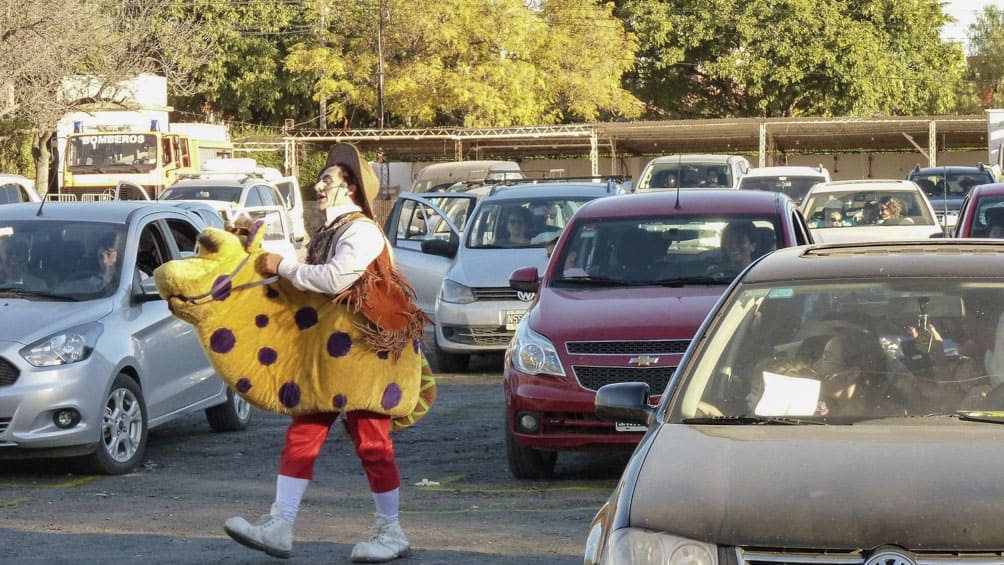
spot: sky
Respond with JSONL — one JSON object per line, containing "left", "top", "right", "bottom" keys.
{"left": 942, "top": 0, "right": 1004, "bottom": 52}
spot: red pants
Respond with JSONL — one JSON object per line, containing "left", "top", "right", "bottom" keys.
{"left": 278, "top": 411, "right": 400, "bottom": 493}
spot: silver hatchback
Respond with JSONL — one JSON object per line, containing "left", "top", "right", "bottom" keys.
{"left": 0, "top": 202, "right": 250, "bottom": 474}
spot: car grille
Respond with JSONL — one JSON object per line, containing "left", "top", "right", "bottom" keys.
{"left": 0, "top": 358, "right": 19, "bottom": 386}
{"left": 0, "top": 418, "right": 9, "bottom": 433}
{"left": 567, "top": 339, "right": 690, "bottom": 355}
{"left": 572, "top": 365, "right": 675, "bottom": 392}
{"left": 472, "top": 287, "right": 524, "bottom": 301}
{"left": 443, "top": 325, "right": 514, "bottom": 346}
{"left": 734, "top": 547, "right": 1004, "bottom": 565}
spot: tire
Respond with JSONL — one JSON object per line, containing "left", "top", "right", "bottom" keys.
{"left": 81, "top": 373, "right": 148, "bottom": 475}
{"left": 205, "top": 388, "right": 252, "bottom": 432}
{"left": 505, "top": 415, "right": 557, "bottom": 479}
{"left": 435, "top": 342, "right": 469, "bottom": 373}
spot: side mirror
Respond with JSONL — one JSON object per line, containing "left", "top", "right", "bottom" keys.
{"left": 595, "top": 382, "right": 656, "bottom": 426}
{"left": 134, "top": 275, "right": 163, "bottom": 303}
{"left": 421, "top": 236, "right": 458, "bottom": 259}
{"left": 509, "top": 266, "right": 540, "bottom": 293}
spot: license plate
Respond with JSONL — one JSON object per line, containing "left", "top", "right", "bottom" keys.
{"left": 615, "top": 422, "right": 647, "bottom": 432}
{"left": 504, "top": 310, "right": 525, "bottom": 330}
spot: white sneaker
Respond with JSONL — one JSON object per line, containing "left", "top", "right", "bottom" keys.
{"left": 224, "top": 502, "right": 293, "bottom": 559}
{"left": 350, "top": 516, "right": 411, "bottom": 563}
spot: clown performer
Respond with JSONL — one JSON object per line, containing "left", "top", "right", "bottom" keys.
{"left": 223, "top": 143, "right": 426, "bottom": 563}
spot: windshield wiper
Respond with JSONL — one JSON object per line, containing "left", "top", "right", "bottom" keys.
{"left": 918, "top": 411, "right": 1004, "bottom": 424}
{"left": 554, "top": 275, "right": 625, "bottom": 286}
{"left": 682, "top": 415, "right": 823, "bottom": 425}
{"left": 0, "top": 288, "right": 79, "bottom": 301}
{"left": 652, "top": 276, "right": 729, "bottom": 287}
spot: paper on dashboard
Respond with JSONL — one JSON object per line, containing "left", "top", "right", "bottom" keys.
{"left": 755, "top": 371, "right": 821, "bottom": 416}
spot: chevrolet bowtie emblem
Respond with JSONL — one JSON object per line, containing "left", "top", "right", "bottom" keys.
{"left": 628, "top": 355, "right": 659, "bottom": 366}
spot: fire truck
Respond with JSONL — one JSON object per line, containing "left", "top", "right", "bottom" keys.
{"left": 60, "top": 122, "right": 232, "bottom": 199}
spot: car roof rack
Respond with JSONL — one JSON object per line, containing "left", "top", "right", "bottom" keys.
{"left": 487, "top": 175, "right": 631, "bottom": 196}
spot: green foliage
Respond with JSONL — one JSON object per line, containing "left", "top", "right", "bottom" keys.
{"left": 165, "top": 0, "right": 316, "bottom": 125}
{"left": 968, "top": 5, "right": 1004, "bottom": 107}
{"left": 616, "top": 0, "right": 970, "bottom": 118}
{"left": 0, "top": 123, "right": 35, "bottom": 177}
{"left": 285, "top": 0, "right": 641, "bottom": 128}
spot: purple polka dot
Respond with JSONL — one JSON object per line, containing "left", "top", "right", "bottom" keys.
{"left": 327, "top": 332, "right": 352, "bottom": 357}
{"left": 413, "top": 340, "right": 420, "bottom": 353}
{"left": 295, "top": 307, "right": 318, "bottom": 330}
{"left": 258, "top": 347, "right": 277, "bottom": 366}
{"left": 211, "top": 275, "right": 232, "bottom": 301}
{"left": 236, "top": 378, "right": 252, "bottom": 393}
{"left": 265, "top": 287, "right": 279, "bottom": 299}
{"left": 381, "top": 383, "right": 402, "bottom": 410}
{"left": 278, "top": 382, "right": 300, "bottom": 408}
{"left": 255, "top": 314, "right": 269, "bottom": 328}
{"left": 246, "top": 222, "right": 262, "bottom": 247}
{"left": 377, "top": 350, "right": 389, "bottom": 360}
{"left": 210, "top": 328, "right": 236, "bottom": 354}
{"left": 332, "top": 394, "right": 347, "bottom": 409}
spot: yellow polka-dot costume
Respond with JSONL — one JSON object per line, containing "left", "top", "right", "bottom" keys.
{"left": 153, "top": 222, "right": 434, "bottom": 429}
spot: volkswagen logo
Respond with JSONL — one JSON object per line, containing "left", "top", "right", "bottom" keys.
{"left": 516, "top": 291, "right": 536, "bottom": 302}
{"left": 864, "top": 548, "right": 916, "bottom": 565}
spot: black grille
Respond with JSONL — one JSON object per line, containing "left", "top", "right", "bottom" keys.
{"left": 472, "top": 287, "right": 522, "bottom": 301}
{"left": 572, "top": 365, "right": 675, "bottom": 392}
{"left": 567, "top": 340, "right": 689, "bottom": 355}
{"left": 0, "top": 417, "right": 9, "bottom": 433}
{"left": 0, "top": 358, "right": 19, "bottom": 386}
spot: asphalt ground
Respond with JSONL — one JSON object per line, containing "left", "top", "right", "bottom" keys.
{"left": 1, "top": 352, "right": 630, "bottom": 564}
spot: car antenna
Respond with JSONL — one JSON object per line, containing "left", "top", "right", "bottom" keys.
{"left": 36, "top": 190, "right": 49, "bottom": 216}
{"left": 674, "top": 154, "right": 682, "bottom": 209}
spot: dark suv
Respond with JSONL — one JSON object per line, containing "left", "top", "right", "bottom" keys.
{"left": 503, "top": 189, "right": 814, "bottom": 478}
{"left": 907, "top": 164, "right": 996, "bottom": 227}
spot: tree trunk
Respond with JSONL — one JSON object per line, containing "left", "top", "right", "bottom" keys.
{"left": 31, "top": 131, "right": 53, "bottom": 197}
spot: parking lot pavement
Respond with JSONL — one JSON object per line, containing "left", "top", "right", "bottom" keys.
{"left": 1, "top": 372, "right": 627, "bottom": 564}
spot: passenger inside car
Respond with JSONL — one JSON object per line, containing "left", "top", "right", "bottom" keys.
{"left": 0, "top": 237, "right": 48, "bottom": 291}
{"left": 706, "top": 220, "right": 758, "bottom": 276}
{"left": 495, "top": 207, "right": 534, "bottom": 246}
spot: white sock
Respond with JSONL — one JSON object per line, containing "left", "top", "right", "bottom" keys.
{"left": 371, "top": 488, "right": 399, "bottom": 523}
{"left": 274, "top": 474, "right": 310, "bottom": 523}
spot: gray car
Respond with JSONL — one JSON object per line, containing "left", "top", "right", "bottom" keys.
{"left": 586, "top": 240, "right": 1004, "bottom": 564}
{"left": 384, "top": 179, "right": 627, "bottom": 371}
{"left": 0, "top": 202, "right": 250, "bottom": 474}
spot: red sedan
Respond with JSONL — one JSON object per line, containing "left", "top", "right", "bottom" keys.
{"left": 953, "top": 182, "right": 1004, "bottom": 238}
{"left": 503, "top": 189, "right": 814, "bottom": 478}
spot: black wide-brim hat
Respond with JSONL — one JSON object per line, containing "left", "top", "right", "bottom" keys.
{"left": 323, "top": 143, "right": 379, "bottom": 219}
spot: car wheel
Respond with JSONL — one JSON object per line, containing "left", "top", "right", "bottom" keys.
{"left": 505, "top": 415, "right": 557, "bottom": 479}
{"left": 81, "top": 373, "right": 148, "bottom": 475}
{"left": 205, "top": 388, "right": 252, "bottom": 432}
{"left": 435, "top": 343, "right": 469, "bottom": 373}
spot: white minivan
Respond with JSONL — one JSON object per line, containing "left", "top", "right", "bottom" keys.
{"left": 411, "top": 160, "right": 524, "bottom": 192}
{"left": 635, "top": 154, "right": 751, "bottom": 191}
{"left": 201, "top": 159, "right": 306, "bottom": 244}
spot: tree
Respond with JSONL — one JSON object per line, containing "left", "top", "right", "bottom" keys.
{"left": 284, "top": 0, "right": 642, "bottom": 128}
{"left": 165, "top": 0, "right": 315, "bottom": 127}
{"left": 0, "top": 0, "right": 210, "bottom": 193}
{"left": 968, "top": 5, "right": 1004, "bottom": 108}
{"left": 615, "top": 0, "right": 969, "bottom": 118}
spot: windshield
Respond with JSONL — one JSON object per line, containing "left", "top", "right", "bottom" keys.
{"left": 640, "top": 163, "right": 733, "bottom": 190}
{"left": 802, "top": 190, "right": 936, "bottom": 227}
{"left": 465, "top": 197, "right": 594, "bottom": 249}
{"left": 911, "top": 171, "right": 994, "bottom": 201}
{"left": 0, "top": 220, "right": 128, "bottom": 300}
{"left": 738, "top": 175, "right": 824, "bottom": 203}
{"left": 553, "top": 215, "right": 780, "bottom": 285}
{"left": 160, "top": 185, "right": 242, "bottom": 204}
{"left": 672, "top": 279, "right": 1004, "bottom": 425}
{"left": 65, "top": 133, "right": 158, "bottom": 173}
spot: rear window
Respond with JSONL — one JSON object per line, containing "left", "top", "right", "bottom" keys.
{"left": 909, "top": 170, "right": 994, "bottom": 199}
{"left": 738, "top": 175, "right": 825, "bottom": 203}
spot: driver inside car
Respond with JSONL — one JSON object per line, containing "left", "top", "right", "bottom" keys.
{"left": 706, "top": 220, "right": 757, "bottom": 277}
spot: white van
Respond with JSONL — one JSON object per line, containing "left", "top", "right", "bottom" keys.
{"left": 0, "top": 173, "right": 42, "bottom": 203}
{"left": 636, "top": 154, "right": 751, "bottom": 191}
{"left": 202, "top": 158, "right": 305, "bottom": 244}
{"left": 411, "top": 160, "right": 524, "bottom": 192}
{"left": 737, "top": 165, "right": 831, "bottom": 204}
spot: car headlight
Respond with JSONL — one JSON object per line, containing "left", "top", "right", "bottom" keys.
{"left": 20, "top": 322, "right": 103, "bottom": 367}
{"left": 510, "top": 318, "right": 565, "bottom": 376}
{"left": 440, "top": 279, "right": 475, "bottom": 304}
{"left": 604, "top": 529, "right": 717, "bottom": 565}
